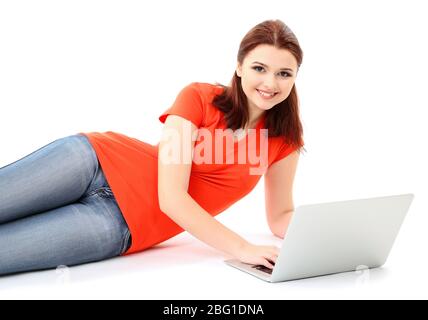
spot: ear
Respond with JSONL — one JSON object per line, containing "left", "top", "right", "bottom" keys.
{"left": 236, "top": 62, "right": 242, "bottom": 78}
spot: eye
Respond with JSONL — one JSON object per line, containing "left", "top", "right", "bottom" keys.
{"left": 252, "top": 66, "right": 291, "bottom": 78}
{"left": 280, "top": 71, "right": 291, "bottom": 78}
{"left": 252, "top": 66, "right": 264, "bottom": 72}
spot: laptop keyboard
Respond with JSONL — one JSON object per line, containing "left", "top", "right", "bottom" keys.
{"left": 252, "top": 264, "right": 274, "bottom": 275}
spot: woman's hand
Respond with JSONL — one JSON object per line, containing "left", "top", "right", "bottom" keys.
{"left": 236, "top": 242, "right": 280, "bottom": 269}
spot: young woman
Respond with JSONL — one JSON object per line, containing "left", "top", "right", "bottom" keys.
{"left": 0, "top": 19, "right": 304, "bottom": 277}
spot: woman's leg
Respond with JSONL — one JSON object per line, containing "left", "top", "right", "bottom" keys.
{"left": 0, "top": 186, "right": 131, "bottom": 277}
{"left": 0, "top": 134, "right": 104, "bottom": 224}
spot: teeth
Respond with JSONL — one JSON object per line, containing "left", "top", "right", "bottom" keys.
{"left": 258, "top": 90, "right": 275, "bottom": 97}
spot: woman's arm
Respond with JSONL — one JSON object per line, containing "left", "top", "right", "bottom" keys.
{"left": 158, "top": 115, "right": 250, "bottom": 257}
{"left": 158, "top": 115, "right": 278, "bottom": 268}
{"left": 160, "top": 191, "right": 249, "bottom": 257}
{"left": 268, "top": 210, "right": 294, "bottom": 239}
{"left": 264, "top": 150, "right": 300, "bottom": 238}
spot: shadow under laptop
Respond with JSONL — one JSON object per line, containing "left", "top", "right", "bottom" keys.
{"left": 270, "top": 266, "right": 391, "bottom": 289}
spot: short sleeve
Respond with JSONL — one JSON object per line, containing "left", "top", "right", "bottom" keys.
{"left": 159, "top": 82, "right": 204, "bottom": 128}
{"left": 269, "top": 141, "right": 300, "bottom": 167}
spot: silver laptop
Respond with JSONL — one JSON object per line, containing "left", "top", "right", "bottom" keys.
{"left": 225, "top": 193, "right": 414, "bottom": 282}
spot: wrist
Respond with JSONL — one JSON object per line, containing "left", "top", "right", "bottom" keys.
{"left": 232, "top": 239, "right": 250, "bottom": 258}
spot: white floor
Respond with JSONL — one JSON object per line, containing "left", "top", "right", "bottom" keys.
{"left": 1, "top": 150, "right": 426, "bottom": 300}
{"left": 1, "top": 178, "right": 427, "bottom": 300}
{"left": 1, "top": 200, "right": 427, "bottom": 300}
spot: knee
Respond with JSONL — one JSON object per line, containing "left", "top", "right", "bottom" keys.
{"left": 57, "top": 135, "right": 98, "bottom": 173}
{"left": 66, "top": 134, "right": 91, "bottom": 147}
{"left": 64, "top": 134, "right": 96, "bottom": 157}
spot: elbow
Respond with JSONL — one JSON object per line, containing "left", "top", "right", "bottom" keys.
{"left": 159, "top": 200, "right": 168, "bottom": 214}
{"left": 158, "top": 194, "right": 172, "bottom": 214}
{"left": 267, "top": 216, "right": 283, "bottom": 238}
{"left": 158, "top": 183, "right": 173, "bottom": 213}
{"left": 275, "top": 232, "right": 285, "bottom": 239}
{"left": 267, "top": 210, "right": 294, "bottom": 239}
{"left": 158, "top": 189, "right": 186, "bottom": 214}
{"left": 269, "top": 224, "right": 285, "bottom": 239}
{"left": 158, "top": 187, "right": 170, "bottom": 213}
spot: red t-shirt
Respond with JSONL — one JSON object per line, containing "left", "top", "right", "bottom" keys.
{"left": 79, "top": 82, "right": 298, "bottom": 255}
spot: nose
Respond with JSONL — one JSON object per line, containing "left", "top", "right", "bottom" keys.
{"left": 261, "top": 74, "right": 278, "bottom": 92}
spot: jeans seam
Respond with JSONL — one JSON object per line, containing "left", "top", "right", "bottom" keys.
{"left": 86, "top": 187, "right": 113, "bottom": 198}
{"left": 85, "top": 187, "right": 128, "bottom": 254}
{"left": 120, "top": 229, "right": 131, "bottom": 254}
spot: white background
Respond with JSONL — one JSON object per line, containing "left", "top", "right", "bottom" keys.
{"left": 0, "top": 0, "right": 427, "bottom": 299}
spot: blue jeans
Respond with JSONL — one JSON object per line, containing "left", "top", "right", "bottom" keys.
{"left": 0, "top": 134, "right": 132, "bottom": 277}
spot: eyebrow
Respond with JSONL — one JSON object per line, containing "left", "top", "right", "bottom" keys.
{"left": 252, "top": 61, "right": 294, "bottom": 73}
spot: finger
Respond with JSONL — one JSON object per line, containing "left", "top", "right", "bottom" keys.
{"left": 268, "top": 256, "right": 277, "bottom": 265}
{"left": 264, "top": 252, "right": 277, "bottom": 263}
{"left": 268, "top": 250, "right": 279, "bottom": 258}
{"left": 264, "top": 259, "right": 274, "bottom": 269}
{"left": 269, "top": 246, "right": 280, "bottom": 255}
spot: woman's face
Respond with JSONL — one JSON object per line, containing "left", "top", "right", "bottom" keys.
{"left": 236, "top": 44, "right": 299, "bottom": 115}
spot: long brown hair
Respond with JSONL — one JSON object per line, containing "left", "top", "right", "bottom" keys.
{"left": 212, "top": 19, "right": 305, "bottom": 152}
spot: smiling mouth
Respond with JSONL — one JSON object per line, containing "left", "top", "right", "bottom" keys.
{"left": 256, "top": 89, "right": 278, "bottom": 98}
